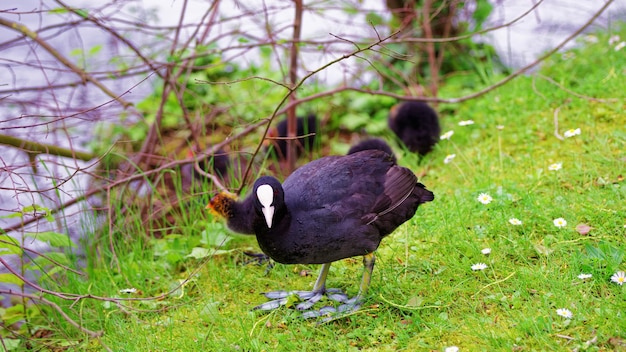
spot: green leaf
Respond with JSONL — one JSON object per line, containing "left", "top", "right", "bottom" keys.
{"left": 69, "top": 48, "right": 83, "bottom": 57}
{"left": 406, "top": 296, "right": 423, "bottom": 307}
{"left": 186, "top": 247, "right": 211, "bottom": 259}
{"left": 199, "top": 301, "right": 221, "bottom": 322}
{"left": 48, "top": 8, "right": 69, "bottom": 14}
{"left": 340, "top": 113, "right": 370, "bottom": 130}
{"left": 0, "top": 338, "right": 20, "bottom": 351}
{"left": 24, "top": 232, "right": 75, "bottom": 247}
{"left": 0, "top": 212, "right": 23, "bottom": 219}
{"left": 365, "top": 12, "right": 384, "bottom": 26}
{"left": 20, "top": 204, "right": 53, "bottom": 221}
{"left": 89, "top": 44, "right": 103, "bottom": 56}
{"left": 3, "top": 304, "right": 26, "bottom": 326}
{"left": 584, "top": 244, "right": 606, "bottom": 260}
{"left": 74, "top": 9, "right": 89, "bottom": 19}
{"left": 534, "top": 243, "right": 553, "bottom": 256}
{"left": 200, "top": 225, "right": 232, "bottom": 247}
{"left": 0, "top": 235, "right": 22, "bottom": 255}
{"left": 185, "top": 247, "right": 235, "bottom": 259}
{"left": 28, "top": 252, "right": 71, "bottom": 269}
{"left": 0, "top": 273, "right": 24, "bottom": 286}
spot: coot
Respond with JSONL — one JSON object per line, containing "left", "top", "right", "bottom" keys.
{"left": 267, "top": 114, "right": 318, "bottom": 160}
{"left": 208, "top": 149, "right": 434, "bottom": 317}
{"left": 347, "top": 138, "right": 397, "bottom": 163}
{"left": 388, "top": 101, "right": 440, "bottom": 155}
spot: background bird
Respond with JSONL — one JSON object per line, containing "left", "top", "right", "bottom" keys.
{"left": 388, "top": 101, "right": 441, "bottom": 156}
{"left": 266, "top": 114, "right": 318, "bottom": 161}
{"left": 347, "top": 138, "right": 397, "bottom": 163}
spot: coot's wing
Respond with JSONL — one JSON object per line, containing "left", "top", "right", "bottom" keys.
{"left": 365, "top": 166, "right": 416, "bottom": 224}
{"left": 283, "top": 151, "right": 393, "bottom": 210}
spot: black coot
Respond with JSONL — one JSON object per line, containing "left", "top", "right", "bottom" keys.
{"left": 347, "top": 138, "right": 396, "bottom": 163}
{"left": 388, "top": 101, "right": 440, "bottom": 155}
{"left": 208, "top": 149, "right": 433, "bottom": 318}
{"left": 267, "top": 114, "right": 318, "bottom": 160}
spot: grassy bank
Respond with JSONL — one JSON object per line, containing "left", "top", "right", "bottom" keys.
{"left": 42, "top": 27, "right": 626, "bottom": 351}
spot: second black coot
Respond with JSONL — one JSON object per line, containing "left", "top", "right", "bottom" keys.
{"left": 347, "top": 138, "right": 397, "bottom": 163}
{"left": 266, "top": 114, "right": 318, "bottom": 160}
{"left": 208, "top": 149, "right": 434, "bottom": 318}
{"left": 388, "top": 101, "right": 441, "bottom": 156}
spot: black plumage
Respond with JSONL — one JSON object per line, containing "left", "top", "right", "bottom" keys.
{"left": 388, "top": 101, "right": 441, "bottom": 155}
{"left": 347, "top": 138, "right": 396, "bottom": 163}
{"left": 208, "top": 149, "right": 433, "bottom": 317}
{"left": 267, "top": 114, "right": 318, "bottom": 160}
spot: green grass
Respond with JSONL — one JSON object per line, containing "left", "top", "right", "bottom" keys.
{"left": 29, "top": 28, "right": 626, "bottom": 351}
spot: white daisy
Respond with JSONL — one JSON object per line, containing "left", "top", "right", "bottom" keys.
{"left": 477, "top": 193, "right": 492, "bottom": 205}
{"left": 458, "top": 120, "right": 474, "bottom": 126}
{"left": 583, "top": 35, "right": 598, "bottom": 43}
{"left": 556, "top": 308, "right": 573, "bottom": 319}
{"left": 548, "top": 163, "right": 562, "bottom": 171}
{"left": 609, "top": 35, "right": 621, "bottom": 45}
{"left": 440, "top": 130, "right": 454, "bottom": 140}
{"left": 471, "top": 263, "right": 488, "bottom": 271}
{"left": 553, "top": 218, "right": 567, "bottom": 228}
{"left": 481, "top": 248, "right": 491, "bottom": 255}
{"left": 563, "top": 128, "right": 581, "bottom": 138}
{"left": 578, "top": 273, "right": 592, "bottom": 280}
{"left": 508, "top": 218, "right": 522, "bottom": 226}
{"left": 610, "top": 271, "right": 626, "bottom": 285}
{"left": 443, "top": 154, "right": 456, "bottom": 164}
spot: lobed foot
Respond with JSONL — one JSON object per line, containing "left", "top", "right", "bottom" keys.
{"left": 253, "top": 288, "right": 348, "bottom": 311}
{"left": 301, "top": 297, "right": 362, "bottom": 321}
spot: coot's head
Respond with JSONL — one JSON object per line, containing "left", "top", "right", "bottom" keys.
{"left": 206, "top": 192, "right": 237, "bottom": 218}
{"left": 253, "top": 176, "right": 285, "bottom": 229}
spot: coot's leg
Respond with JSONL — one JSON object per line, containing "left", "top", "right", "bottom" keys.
{"left": 340, "top": 252, "right": 375, "bottom": 310}
{"left": 253, "top": 263, "right": 350, "bottom": 312}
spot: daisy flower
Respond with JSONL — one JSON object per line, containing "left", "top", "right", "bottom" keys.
{"left": 609, "top": 35, "right": 621, "bottom": 45}
{"left": 508, "top": 218, "right": 522, "bottom": 226}
{"left": 443, "top": 154, "right": 456, "bottom": 164}
{"left": 556, "top": 308, "right": 573, "bottom": 319}
{"left": 458, "top": 120, "right": 474, "bottom": 126}
{"left": 611, "top": 271, "right": 626, "bottom": 285}
{"left": 477, "top": 193, "right": 493, "bottom": 205}
{"left": 553, "top": 218, "right": 567, "bottom": 228}
{"left": 583, "top": 34, "right": 598, "bottom": 43}
{"left": 548, "top": 163, "right": 562, "bottom": 171}
{"left": 471, "top": 263, "right": 488, "bottom": 271}
{"left": 578, "top": 273, "right": 592, "bottom": 280}
{"left": 563, "top": 128, "right": 581, "bottom": 138}
{"left": 440, "top": 130, "right": 454, "bottom": 140}
{"left": 481, "top": 248, "right": 491, "bottom": 255}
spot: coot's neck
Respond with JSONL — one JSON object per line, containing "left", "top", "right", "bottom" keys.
{"left": 224, "top": 195, "right": 256, "bottom": 235}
